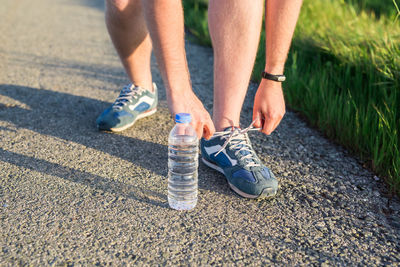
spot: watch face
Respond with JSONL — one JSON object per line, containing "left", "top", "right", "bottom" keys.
{"left": 277, "top": 76, "right": 286, "bottom": 82}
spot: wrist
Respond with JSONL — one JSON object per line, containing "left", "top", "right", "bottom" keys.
{"left": 264, "top": 64, "right": 285, "bottom": 75}
{"left": 166, "top": 86, "right": 194, "bottom": 102}
{"left": 259, "top": 78, "right": 283, "bottom": 90}
{"left": 165, "top": 82, "right": 193, "bottom": 96}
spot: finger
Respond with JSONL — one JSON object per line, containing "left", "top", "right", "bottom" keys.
{"left": 203, "top": 119, "right": 215, "bottom": 140}
{"left": 270, "top": 110, "right": 285, "bottom": 133}
{"left": 195, "top": 122, "right": 204, "bottom": 140}
{"left": 271, "top": 117, "right": 283, "bottom": 134}
{"left": 176, "top": 123, "right": 186, "bottom": 135}
{"left": 189, "top": 120, "right": 198, "bottom": 135}
{"left": 262, "top": 116, "right": 275, "bottom": 135}
{"left": 252, "top": 110, "right": 263, "bottom": 129}
{"left": 274, "top": 109, "right": 286, "bottom": 131}
{"left": 263, "top": 113, "right": 284, "bottom": 135}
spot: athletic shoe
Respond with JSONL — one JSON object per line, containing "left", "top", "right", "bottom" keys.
{"left": 96, "top": 83, "right": 157, "bottom": 132}
{"left": 200, "top": 124, "right": 278, "bottom": 199}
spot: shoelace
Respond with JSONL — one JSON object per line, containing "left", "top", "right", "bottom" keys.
{"left": 112, "top": 84, "right": 144, "bottom": 110}
{"left": 214, "top": 121, "right": 261, "bottom": 168}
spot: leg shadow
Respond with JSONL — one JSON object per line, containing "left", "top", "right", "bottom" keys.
{"left": 0, "top": 84, "right": 168, "bottom": 177}
{"left": 0, "top": 84, "right": 232, "bottom": 198}
{"left": 0, "top": 148, "right": 168, "bottom": 208}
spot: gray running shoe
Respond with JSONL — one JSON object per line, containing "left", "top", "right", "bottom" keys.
{"left": 201, "top": 124, "right": 278, "bottom": 199}
{"left": 96, "top": 83, "right": 157, "bottom": 132}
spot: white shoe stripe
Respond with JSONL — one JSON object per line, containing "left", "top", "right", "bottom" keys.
{"left": 204, "top": 144, "right": 237, "bottom": 166}
{"left": 128, "top": 95, "right": 155, "bottom": 111}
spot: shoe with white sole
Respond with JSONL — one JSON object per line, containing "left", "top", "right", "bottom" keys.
{"left": 200, "top": 124, "right": 278, "bottom": 199}
{"left": 96, "top": 83, "right": 157, "bottom": 132}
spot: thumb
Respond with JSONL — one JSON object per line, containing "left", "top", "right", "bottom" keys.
{"left": 253, "top": 110, "right": 263, "bottom": 128}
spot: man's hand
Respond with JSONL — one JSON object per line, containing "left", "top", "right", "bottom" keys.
{"left": 168, "top": 90, "right": 215, "bottom": 140}
{"left": 252, "top": 79, "right": 286, "bottom": 135}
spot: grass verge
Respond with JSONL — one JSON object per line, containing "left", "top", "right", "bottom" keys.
{"left": 183, "top": 0, "right": 400, "bottom": 195}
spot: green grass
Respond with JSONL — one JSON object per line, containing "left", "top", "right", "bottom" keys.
{"left": 344, "top": 0, "right": 400, "bottom": 19}
{"left": 183, "top": 0, "right": 400, "bottom": 196}
{"left": 183, "top": 0, "right": 211, "bottom": 46}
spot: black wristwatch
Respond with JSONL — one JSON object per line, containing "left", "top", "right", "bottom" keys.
{"left": 261, "top": 71, "right": 286, "bottom": 82}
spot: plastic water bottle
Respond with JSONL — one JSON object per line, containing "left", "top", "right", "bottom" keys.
{"left": 168, "top": 113, "right": 199, "bottom": 210}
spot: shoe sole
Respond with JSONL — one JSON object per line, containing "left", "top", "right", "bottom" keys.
{"left": 202, "top": 157, "right": 277, "bottom": 199}
{"left": 100, "top": 108, "right": 157, "bottom": 132}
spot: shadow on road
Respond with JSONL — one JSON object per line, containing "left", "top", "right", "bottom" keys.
{"left": 0, "top": 84, "right": 232, "bottom": 205}
{"left": 0, "top": 148, "right": 168, "bottom": 208}
{"left": 0, "top": 84, "right": 169, "bottom": 172}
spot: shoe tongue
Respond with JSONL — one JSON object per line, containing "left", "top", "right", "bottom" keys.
{"left": 223, "top": 126, "right": 240, "bottom": 131}
{"left": 120, "top": 85, "right": 144, "bottom": 99}
{"left": 123, "top": 84, "right": 134, "bottom": 92}
{"left": 220, "top": 125, "right": 260, "bottom": 169}
{"left": 222, "top": 126, "right": 252, "bottom": 158}
{"left": 124, "top": 84, "right": 141, "bottom": 93}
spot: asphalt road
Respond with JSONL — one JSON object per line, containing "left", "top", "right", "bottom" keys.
{"left": 1, "top": 0, "right": 399, "bottom": 265}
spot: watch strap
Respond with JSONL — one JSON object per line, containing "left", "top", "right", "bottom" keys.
{"left": 261, "top": 71, "right": 286, "bottom": 82}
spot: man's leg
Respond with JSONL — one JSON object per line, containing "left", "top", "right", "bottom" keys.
{"left": 141, "top": 0, "right": 215, "bottom": 139}
{"left": 202, "top": 0, "right": 276, "bottom": 199}
{"left": 202, "top": 0, "right": 302, "bottom": 199}
{"left": 97, "top": 0, "right": 157, "bottom": 132}
{"left": 208, "top": 0, "right": 264, "bottom": 131}
{"left": 105, "top": 0, "right": 153, "bottom": 90}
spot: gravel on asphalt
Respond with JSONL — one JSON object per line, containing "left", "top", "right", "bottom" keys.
{"left": 0, "top": 0, "right": 399, "bottom": 265}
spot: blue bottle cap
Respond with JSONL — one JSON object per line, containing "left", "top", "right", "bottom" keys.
{"left": 175, "top": 113, "right": 192, "bottom": 123}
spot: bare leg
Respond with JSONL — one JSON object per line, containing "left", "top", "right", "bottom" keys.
{"left": 264, "top": 0, "right": 303, "bottom": 75}
{"left": 208, "top": 0, "right": 264, "bottom": 131}
{"left": 141, "top": 0, "right": 215, "bottom": 139}
{"left": 105, "top": 0, "right": 153, "bottom": 91}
